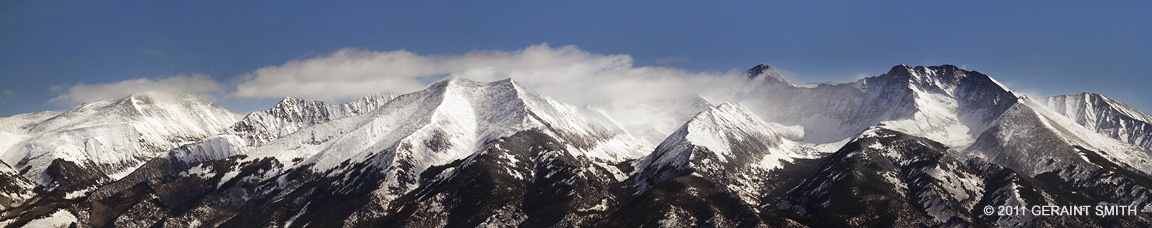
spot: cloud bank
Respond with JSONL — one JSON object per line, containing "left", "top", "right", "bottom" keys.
{"left": 45, "top": 44, "right": 755, "bottom": 141}
{"left": 50, "top": 44, "right": 752, "bottom": 113}
{"left": 49, "top": 74, "right": 224, "bottom": 105}
{"left": 232, "top": 44, "right": 744, "bottom": 106}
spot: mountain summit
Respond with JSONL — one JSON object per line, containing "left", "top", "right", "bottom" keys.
{"left": 1, "top": 93, "right": 243, "bottom": 194}
{"left": 743, "top": 64, "right": 794, "bottom": 86}
{"left": 735, "top": 64, "right": 1019, "bottom": 147}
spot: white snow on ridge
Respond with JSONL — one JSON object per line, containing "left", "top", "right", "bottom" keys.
{"left": 169, "top": 135, "right": 250, "bottom": 164}
{"left": 217, "top": 78, "right": 649, "bottom": 209}
{"left": 633, "top": 102, "right": 820, "bottom": 204}
{"left": 1024, "top": 99, "right": 1152, "bottom": 173}
{"left": 0, "top": 111, "right": 59, "bottom": 201}
{"left": 0, "top": 111, "right": 59, "bottom": 159}
{"left": 1036, "top": 92, "right": 1152, "bottom": 149}
{"left": 682, "top": 103, "right": 785, "bottom": 162}
{"left": 1, "top": 93, "right": 245, "bottom": 189}
{"left": 732, "top": 64, "right": 1018, "bottom": 151}
{"left": 878, "top": 83, "right": 977, "bottom": 149}
{"left": 965, "top": 99, "right": 1152, "bottom": 177}
{"left": 229, "top": 94, "right": 392, "bottom": 146}
{"left": 21, "top": 209, "right": 77, "bottom": 228}
{"left": 285, "top": 78, "right": 648, "bottom": 172}
{"left": 166, "top": 94, "right": 393, "bottom": 167}
{"left": 639, "top": 102, "right": 814, "bottom": 181}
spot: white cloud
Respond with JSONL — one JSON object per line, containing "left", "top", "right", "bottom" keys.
{"left": 233, "top": 43, "right": 744, "bottom": 106}
{"left": 43, "top": 44, "right": 761, "bottom": 141}
{"left": 49, "top": 74, "right": 224, "bottom": 105}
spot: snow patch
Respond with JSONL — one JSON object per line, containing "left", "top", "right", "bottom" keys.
{"left": 23, "top": 210, "right": 77, "bottom": 228}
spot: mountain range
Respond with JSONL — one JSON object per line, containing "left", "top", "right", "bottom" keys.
{"left": 1, "top": 64, "right": 1150, "bottom": 227}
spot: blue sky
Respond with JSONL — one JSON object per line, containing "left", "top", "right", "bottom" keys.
{"left": 1, "top": 1, "right": 1150, "bottom": 117}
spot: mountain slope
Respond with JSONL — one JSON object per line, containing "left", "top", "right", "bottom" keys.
{"left": 631, "top": 102, "right": 811, "bottom": 194}
{"left": 778, "top": 127, "right": 1152, "bottom": 227}
{"left": 961, "top": 98, "right": 1152, "bottom": 226}
{"left": 0, "top": 160, "right": 36, "bottom": 210}
{"left": 85, "top": 94, "right": 394, "bottom": 202}
{"left": 777, "top": 127, "right": 985, "bottom": 227}
{"left": 71, "top": 78, "right": 648, "bottom": 227}
{"left": 601, "top": 103, "right": 820, "bottom": 227}
{"left": 966, "top": 99, "right": 1152, "bottom": 177}
{"left": 0, "top": 111, "right": 57, "bottom": 209}
{"left": 1037, "top": 92, "right": 1152, "bottom": 149}
{"left": 376, "top": 129, "right": 628, "bottom": 227}
{"left": 228, "top": 94, "right": 392, "bottom": 147}
{"left": 0, "top": 111, "right": 58, "bottom": 155}
{"left": 1, "top": 93, "right": 244, "bottom": 195}
{"left": 224, "top": 78, "right": 647, "bottom": 227}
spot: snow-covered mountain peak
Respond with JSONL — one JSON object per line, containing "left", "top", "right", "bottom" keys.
{"left": 860, "top": 65, "right": 1019, "bottom": 146}
{"left": 885, "top": 64, "right": 916, "bottom": 76}
{"left": 272, "top": 96, "right": 315, "bottom": 107}
{"left": 687, "top": 102, "right": 795, "bottom": 140}
{"left": 677, "top": 102, "right": 800, "bottom": 147}
{"left": 270, "top": 94, "right": 393, "bottom": 108}
{"left": 1, "top": 92, "right": 243, "bottom": 192}
{"left": 875, "top": 64, "right": 1010, "bottom": 95}
{"left": 424, "top": 77, "right": 634, "bottom": 146}
{"left": 744, "top": 64, "right": 793, "bottom": 86}
{"left": 193, "top": 77, "right": 652, "bottom": 215}
{"left": 0, "top": 111, "right": 59, "bottom": 169}
{"left": 434, "top": 76, "right": 518, "bottom": 89}
{"left": 438, "top": 77, "right": 529, "bottom": 97}
{"left": 734, "top": 64, "right": 1020, "bottom": 148}
{"left": 263, "top": 97, "right": 330, "bottom": 117}
{"left": 247, "top": 77, "right": 644, "bottom": 177}
{"left": 638, "top": 102, "right": 805, "bottom": 177}
{"left": 0, "top": 111, "right": 58, "bottom": 132}
{"left": 631, "top": 102, "right": 815, "bottom": 201}
{"left": 28, "top": 92, "right": 238, "bottom": 133}
{"left": 227, "top": 94, "right": 393, "bottom": 147}
{"left": 114, "top": 92, "right": 216, "bottom": 113}
{"left": 744, "top": 64, "right": 776, "bottom": 77}
{"left": 422, "top": 77, "right": 535, "bottom": 113}
{"left": 883, "top": 64, "right": 959, "bottom": 77}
